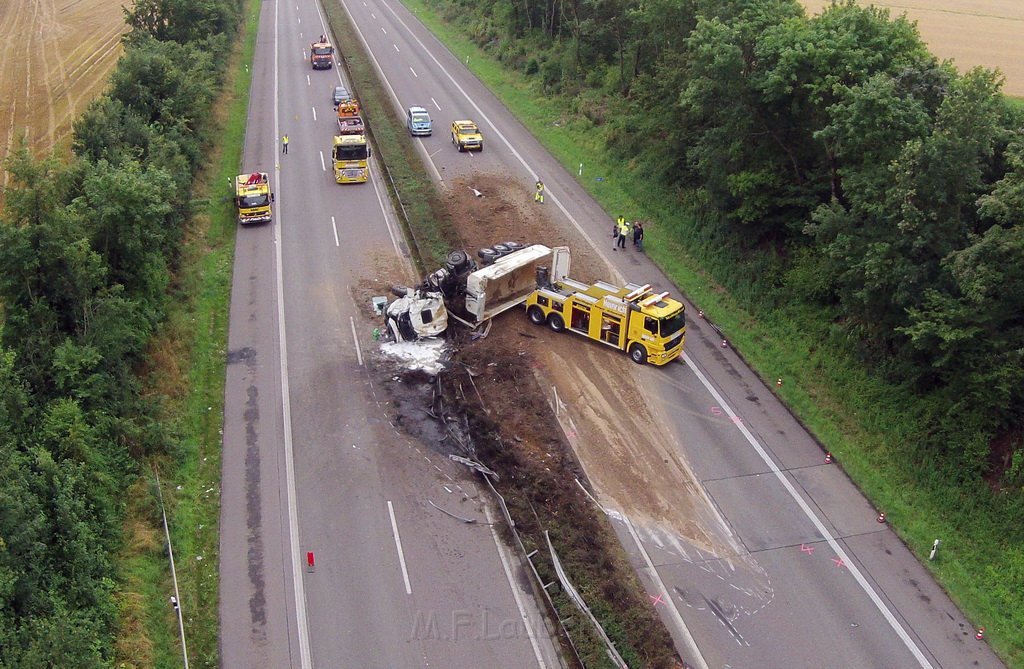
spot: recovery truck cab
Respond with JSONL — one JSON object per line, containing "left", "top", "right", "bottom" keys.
{"left": 333, "top": 99, "right": 370, "bottom": 183}
{"left": 310, "top": 35, "right": 334, "bottom": 69}
{"left": 525, "top": 275, "right": 685, "bottom": 365}
{"left": 332, "top": 134, "right": 370, "bottom": 183}
{"left": 233, "top": 172, "right": 274, "bottom": 225}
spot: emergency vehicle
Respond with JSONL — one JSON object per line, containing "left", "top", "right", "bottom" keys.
{"left": 525, "top": 276, "right": 685, "bottom": 365}
{"left": 233, "top": 172, "right": 274, "bottom": 224}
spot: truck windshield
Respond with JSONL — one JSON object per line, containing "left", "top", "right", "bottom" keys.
{"left": 239, "top": 194, "right": 270, "bottom": 208}
{"left": 334, "top": 146, "right": 368, "bottom": 161}
{"left": 312, "top": 46, "right": 333, "bottom": 55}
{"left": 659, "top": 310, "right": 685, "bottom": 336}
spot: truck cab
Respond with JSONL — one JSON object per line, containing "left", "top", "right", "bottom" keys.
{"left": 233, "top": 172, "right": 274, "bottom": 224}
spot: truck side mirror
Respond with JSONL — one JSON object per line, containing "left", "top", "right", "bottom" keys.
{"left": 270, "top": 193, "right": 275, "bottom": 203}
{"left": 368, "top": 148, "right": 372, "bottom": 158}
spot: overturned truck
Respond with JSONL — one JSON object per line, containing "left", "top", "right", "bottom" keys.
{"left": 385, "top": 243, "right": 567, "bottom": 341}
{"left": 385, "top": 241, "right": 685, "bottom": 365}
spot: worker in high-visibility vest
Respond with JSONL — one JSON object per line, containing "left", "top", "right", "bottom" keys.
{"left": 614, "top": 215, "right": 625, "bottom": 238}
{"left": 534, "top": 180, "right": 545, "bottom": 204}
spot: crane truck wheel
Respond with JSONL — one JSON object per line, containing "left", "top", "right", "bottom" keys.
{"left": 629, "top": 343, "right": 648, "bottom": 365}
{"left": 547, "top": 313, "right": 565, "bottom": 332}
{"left": 527, "top": 306, "right": 546, "bottom": 325}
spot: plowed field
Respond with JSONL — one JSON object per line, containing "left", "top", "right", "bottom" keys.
{"left": 801, "top": 0, "right": 1024, "bottom": 97}
{"left": 0, "top": 0, "right": 126, "bottom": 187}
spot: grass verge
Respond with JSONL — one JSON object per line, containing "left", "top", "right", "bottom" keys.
{"left": 363, "top": 0, "right": 1024, "bottom": 664}
{"left": 115, "top": 3, "right": 260, "bottom": 667}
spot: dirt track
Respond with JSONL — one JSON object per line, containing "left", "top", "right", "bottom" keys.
{"left": 800, "top": 0, "right": 1024, "bottom": 97}
{"left": 0, "top": 0, "right": 126, "bottom": 187}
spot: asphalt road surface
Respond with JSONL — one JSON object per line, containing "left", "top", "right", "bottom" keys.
{"left": 218, "top": 0, "right": 561, "bottom": 667}
{"left": 334, "top": 0, "right": 1008, "bottom": 666}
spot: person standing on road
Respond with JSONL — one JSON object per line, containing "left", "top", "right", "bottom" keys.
{"left": 632, "top": 221, "right": 644, "bottom": 251}
{"left": 614, "top": 214, "right": 625, "bottom": 238}
{"left": 614, "top": 218, "right": 629, "bottom": 250}
{"left": 535, "top": 180, "right": 545, "bottom": 204}
{"left": 282, "top": 134, "right": 289, "bottom": 154}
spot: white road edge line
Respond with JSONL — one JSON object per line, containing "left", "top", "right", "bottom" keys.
{"left": 374, "top": 0, "right": 621, "bottom": 282}
{"left": 274, "top": 0, "right": 312, "bottom": 665}
{"left": 623, "top": 515, "right": 709, "bottom": 669}
{"left": 682, "top": 352, "right": 935, "bottom": 669}
{"left": 340, "top": 0, "right": 446, "bottom": 187}
{"left": 349, "top": 316, "right": 363, "bottom": 366}
{"left": 484, "top": 505, "right": 549, "bottom": 669}
{"left": 387, "top": 500, "right": 413, "bottom": 594}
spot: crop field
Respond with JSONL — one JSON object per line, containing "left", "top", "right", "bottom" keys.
{"left": 0, "top": 0, "right": 126, "bottom": 187}
{"left": 801, "top": 0, "right": 1024, "bottom": 97}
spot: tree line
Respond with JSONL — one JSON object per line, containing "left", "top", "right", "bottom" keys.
{"left": 431, "top": 0, "right": 1024, "bottom": 482}
{"left": 0, "top": 0, "right": 240, "bottom": 664}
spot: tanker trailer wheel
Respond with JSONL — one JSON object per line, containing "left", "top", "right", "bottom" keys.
{"left": 547, "top": 313, "right": 565, "bottom": 332}
{"left": 629, "top": 343, "right": 648, "bottom": 365}
{"left": 527, "top": 306, "right": 546, "bottom": 326}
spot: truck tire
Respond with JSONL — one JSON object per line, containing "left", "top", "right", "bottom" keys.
{"left": 547, "top": 313, "right": 565, "bottom": 332}
{"left": 445, "top": 250, "right": 470, "bottom": 273}
{"left": 527, "top": 306, "right": 546, "bottom": 325}
{"left": 629, "top": 343, "right": 648, "bottom": 365}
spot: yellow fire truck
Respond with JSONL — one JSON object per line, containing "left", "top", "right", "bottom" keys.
{"left": 233, "top": 172, "right": 274, "bottom": 224}
{"left": 525, "top": 273, "right": 686, "bottom": 365}
{"left": 332, "top": 134, "right": 370, "bottom": 183}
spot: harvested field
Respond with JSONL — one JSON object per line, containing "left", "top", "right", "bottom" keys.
{"left": 0, "top": 0, "right": 127, "bottom": 186}
{"left": 800, "top": 0, "right": 1024, "bottom": 97}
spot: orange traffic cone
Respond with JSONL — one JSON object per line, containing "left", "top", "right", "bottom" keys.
{"left": 721, "top": 339, "right": 728, "bottom": 348}
{"left": 877, "top": 512, "right": 886, "bottom": 524}
{"left": 825, "top": 452, "right": 833, "bottom": 464}
{"left": 698, "top": 310, "right": 705, "bottom": 319}
{"left": 776, "top": 378, "right": 783, "bottom": 388}
{"left": 976, "top": 627, "right": 985, "bottom": 640}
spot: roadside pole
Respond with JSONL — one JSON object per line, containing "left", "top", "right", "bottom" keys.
{"left": 154, "top": 468, "right": 190, "bottom": 669}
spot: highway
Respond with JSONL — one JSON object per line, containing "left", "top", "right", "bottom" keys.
{"left": 328, "top": 0, "right": 1008, "bottom": 667}
{"left": 218, "top": 0, "right": 560, "bottom": 666}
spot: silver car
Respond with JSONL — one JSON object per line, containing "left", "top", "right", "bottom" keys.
{"left": 406, "top": 106, "right": 432, "bottom": 136}
{"left": 333, "top": 86, "right": 352, "bottom": 105}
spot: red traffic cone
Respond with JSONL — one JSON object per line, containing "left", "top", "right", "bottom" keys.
{"left": 976, "top": 627, "right": 985, "bottom": 640}
{"left": 721, "top": 339, "right": 728, "bottom": 348}
{"left": 825, "top": 452, "right": 833, "bottom": 464}
{"left": 698, "top": 310, "right": 705, "bottom": 319}
{"left": 877, "top": 512, "right": 886, "bottom": 524}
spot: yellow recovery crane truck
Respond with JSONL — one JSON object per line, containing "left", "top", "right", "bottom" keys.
{"left": 525, "top": 269, "right": 686, "bottom": 365}
{"left": 233, "top": 172, "right": 274, "bottom": 224}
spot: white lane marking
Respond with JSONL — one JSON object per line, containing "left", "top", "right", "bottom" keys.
{"left": 349, "top": 316, "right": 364, "bottom": 365}
{"left": 683, "top": 352, "right": 935, "bottom": 669}
{"left": 484, "top": 505, "right": 549, "bottom": 668}
{"left": 409, "top": 66, "right": 418, "bottom": 78}
{"left": 387, "top": 501, "right": 412, "bottom": 594}
{"left": 311, "top": 106, "right": 317, "bottom": 121}
{"left": 374, "top": 0, "right": 617, "bottom": 275}
{"left": 623, "top": 515, "right": 709, "bottom": 669}
{"left": 342, "top": 2, "right": 445, "bottom": 187}
{"left": 394, "top": 43, "right": 400, "bottom": 52}
{"left": 319, "top": 150, "right": 326, "bottom": 172}
{"left": 331, "top": 215, "right": 339, "bottom": 246}
{"left": 430, "top": 96, "right": 441, "bottom": 111}
{"left": 273, "top": 0, "right": 312, "bottom": 665}
{"left": 306, "top": 74, "right": 310, "bottom": 86}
